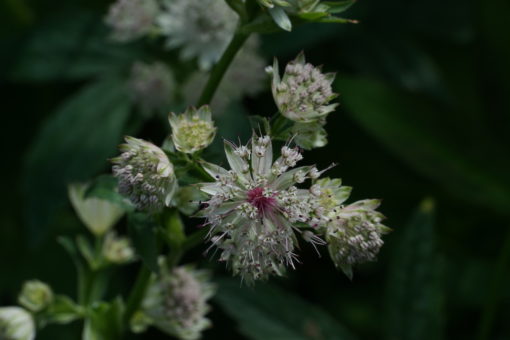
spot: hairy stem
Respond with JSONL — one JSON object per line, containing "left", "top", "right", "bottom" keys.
{"left": 197, "top": 30, "right": 250, "bottom": 106}
{"left": 477, "top": 226, "right": 510, "bottom": 340}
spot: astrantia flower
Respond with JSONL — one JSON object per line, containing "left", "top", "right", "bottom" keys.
{"left": 112, "top": 137, "right": 177, "bottom": 212}
{"left": 143, "top": 265, "right": 215, "bottom": 340}
{"left": 102, "top": 231, "right": 135, "bottom": 264}
{"left": 68, "top": 183, "right": 125, "bottom": 236}
{"left": 0, "top": 307, "right": 35, "bottom": 340}
{"left": 129, "top": 61, "right": 175, "bottom": 115}
{"left": 270, "top": 53, "right": 338, "bottom": 123}
{"left": 157, "top": 0, "right": 237, "bottom": 70}
{"left": 18, "top": 280, "right": 53, "bottom": 313}
{"left": 183, "top": 36, "right": 266, "bottom": 112}
{"left": 169, "top": 106, "right": 216, "bottom": 154}
{"left": 198, "top": 135, "right": 327, "bottom": 283}
{"left": 310, "top": 178, "right": 389, "bottom": 278}
{"left": 105, "top": 0, "right": 159, "bottom": 42}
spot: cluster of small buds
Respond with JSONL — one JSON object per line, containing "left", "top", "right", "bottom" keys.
{"left": 0, "top": 307, "right": 35, "bottom": 340}
{"left": 105, "top": 0, "right": 159, "bottom": 42}
{"left": 18, "top": 280, "right": 53, "bottom": 313}
{"left": 270, "top": 52, "right": 338, "bottom": 123}
{"left": 157, "top": 0, "right": 237, "bottom": 70}
{"left": 112, "top": 136, "right": 177, "bottom": 212}
{"left": 168, "top": 106, "right": 217, "bottom": 154}
{"left": 102, "top": 231, "right": 136, "bottom": 264}
{"left": 129, "top": 61, "right": 175, "bottom": 115}
{"left": 68, "top": 183, "right": 125, "bottom": 236}
{"left": 143, "top": 265, "right": 215, "bottom": 340}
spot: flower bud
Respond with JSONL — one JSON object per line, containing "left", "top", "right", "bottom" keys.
{"left": 18, "top": 280, "right": 53, "bottom": 313}
{"left": 157, "top": 0, "right": 237, "bottom": 70}
{"left": 0, "top": 307, "right": 35, "bottom": 340}
{"left": 169, "top": 106, "right": 216, "bottom": 154}
{"left": 102, "top": 231, "right": 135, "bottom": 264}
{"left": 129, "top": 61, "right": 175, "bottom": 115}
{"left": 271, "top": 53, "right": 338, "bottom": 123}
{"left": 68, "top": 183, "right": 125, "bottom": 236}
{"left": 143, "top": 265, "right": 215, "bottom": 340}
{"left": 105, "top": 0, "right": 159, "bottom": 42}
{"left": 112, "top": 137, "right": 177, "bottom": 212}
{"left": 291, "top": 120, "right": 328, "bottom": 150}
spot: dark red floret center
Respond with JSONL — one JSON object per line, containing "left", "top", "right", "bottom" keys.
{"left": 247, "top": 187, "right": 276, "bottom": 215}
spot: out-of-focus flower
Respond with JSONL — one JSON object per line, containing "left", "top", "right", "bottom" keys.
{"left": 68, "top": 183, "right": 125, "bottom": 236}
{"left": 0, "top": 307, "right": 35, "bottom": 340}
{"left": 143, "top": 265, "right": 215, "bottom": 340}
{"left": 129, "top": 61, "right": 175, "bottom": 115}
{"left": 270, "top": 52, "right": 338, "bottom": 123}
{"left": 309, "top": 178, "right": 389, "bottom": 278}
{"left": 169, "top": 106, "right": 216, "bottom": 154}
{"left": 105, "top": 0, "right": 159, "bottom": 42}
{"left": 183, "top": 36, "right": 267, "bottom": 112}
{"left": 157, "top": 0, "right": 237, "bottom": 70}
{"left": 18, "top": 281, "right": 53, "bottom": 313}
{"left": 198, "top": 135, "right": 329, "bottom": 283}
{"left": 102, "top": 231, "right": 136, "bottom": 264}
{"left": 112, "top": 137, "right": 177, "bottom": 212}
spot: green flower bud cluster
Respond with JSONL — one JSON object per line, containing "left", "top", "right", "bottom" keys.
{"left": 18, "top": 281, "right": 53, "bottom": 313}
{"left": 102, "top": 231, "right": 136, "bottom": 264}
{"left": 169, "top": 106, "right": 216, "bottom": 154}
{"left": 0, "top": 307, "right": 35, "bottom": 340}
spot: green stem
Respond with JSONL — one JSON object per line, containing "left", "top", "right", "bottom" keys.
{"left": 197, "top": 30, "right": 250, "bottom": 106}
{"left": 477, "top": 227, "right": 510, "bottom": 340}
{"left": 123, "top": 265, "right": 151, "bottom": 325}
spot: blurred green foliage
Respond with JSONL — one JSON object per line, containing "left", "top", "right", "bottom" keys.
{"left": 1, "top": 0, "right": 510, "bottom": 339}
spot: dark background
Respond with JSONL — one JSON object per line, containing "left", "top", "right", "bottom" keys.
{"left": 1, "top": 0, "right": 510, "bottom": 339}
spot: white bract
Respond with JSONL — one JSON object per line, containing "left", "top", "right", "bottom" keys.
{"left": 157, "top": 0, "right": 237, "bottom": 70}
{"left": 0, "top": 307, "right": 35, "bottom": 340}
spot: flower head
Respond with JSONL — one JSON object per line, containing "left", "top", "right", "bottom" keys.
{"left": 103, "top": 231, "right": 136, "bottom": 264}
{"left": 198, "top": 135, "right": 328, "bottom": 283}
{"left": 68, "top": 183, "right": 125, "bottom": 236}
{"left": 18, "top": 280, "right": 53, "bottom": 313}
{"left": 169, "top": 106, "right": 216, "bottom": 154}
{"left": 270, "top": 53, "right": 338, "bottom": 123}
{"left": 112, "top": 137, "right": 177, "bottom": 212}
{"left": 310, "top": 178, "right": 389, "bottom": 278}
{"left": 0, "top": 307, "right": 35, "bottom": 340}
{"left": 157, "top": 0, "right": 237, "bottom": 70}
{"left": 129, "top": 61, "right": 175, "bottom": 115}
{"left": 143, "top": 265, "right": 215, "bottom": 340}
{"left": 105, "top": 0, "right": 159, "bottom": 42}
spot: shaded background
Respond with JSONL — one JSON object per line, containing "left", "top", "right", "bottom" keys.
{"left": 1, "top": 0, "right": 510, "bottom": 339}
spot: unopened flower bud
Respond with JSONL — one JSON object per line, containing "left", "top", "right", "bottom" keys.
{"left": 0, "top": 307, "right": 35, "bottom": 340}
{"left": 112, "top": 137, "right": 177, "bottom": 212}
{"left": 271, "top": 53, "right": 338, "bottom": 123}
{"left": 68, "top": 183, "right": 125, "bottom": 236}
{"left": 18, "top": 280, "right": 53, "bottom": 313}
{"left": 292, "top": 121, "right": 328, "bottom": 150}
{"left": 143, "top": 265, "right": 215, "bottom": 340}
{"left": 105, "top": 0, "right": 159, "bottom": 42}
{"left": 169, "top": 106, "right": 216, "bottom": 154}
{"left": 103, "top": 232, "right": 135, "bottom": 264}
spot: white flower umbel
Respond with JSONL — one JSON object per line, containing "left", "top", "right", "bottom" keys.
{"left": 18, "top": 280, "right": 53, "bottom": 313}
{"left": 143, "top": 265, "right": 215, "bottom": 340}
{"left": 0, "top": 307, "right": 35, "bottom": 340}
{"left": 270, "top": 52, "right": 338, "bottom": 123}
{"left": 198, "top": 135, "right": 329, "bottom": 283}
{"left": 112, "top": 137, "right": 177, "bottom": 212}
{"left": 105, "top": 0, "right": 159, "bottom": 42}
{"left": 129, "top": 61, "right": 175, "bottom": 115}
{"left": 102, "top": 231, "right": 136, "bottom": 265}
{"left": 310, "top": 178, "right": 389, "bottom": 279}
{"left": 68, "top": 183, "right": 125, "bottom": 236}
{"left": 157, "top": 0, "right": 237, "bottom": 70}
{"left": 169, "top": 106, "right": 216, "bottom": 154}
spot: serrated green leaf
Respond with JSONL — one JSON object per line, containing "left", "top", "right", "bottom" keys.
{"left": 83, "top": 298, "right": 124, "bottom": 340}
{"left": 216, "top": 278, "right": 357, "bottom": 340}
{"left": 385, "top": 198, "right": 444, "bottom": 340}
{"left": 22, "top": 77, "right": 132, "bottom": 244}
{"left": 127, "top": 213, "right": 159, "bottom": 273}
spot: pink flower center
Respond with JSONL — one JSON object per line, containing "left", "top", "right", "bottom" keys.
{"left": 247, "top": 187, "right": 276, "bottom": 216}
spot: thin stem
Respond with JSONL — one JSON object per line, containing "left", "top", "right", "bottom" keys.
{"left": 197, "top": 30, "right": 250, "bottom": 106}
{"left": 477, "top": 227, "right": 510, "bottom": 340}
{"left": 123, "top": 265, "right": 151, "bottom": 325}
